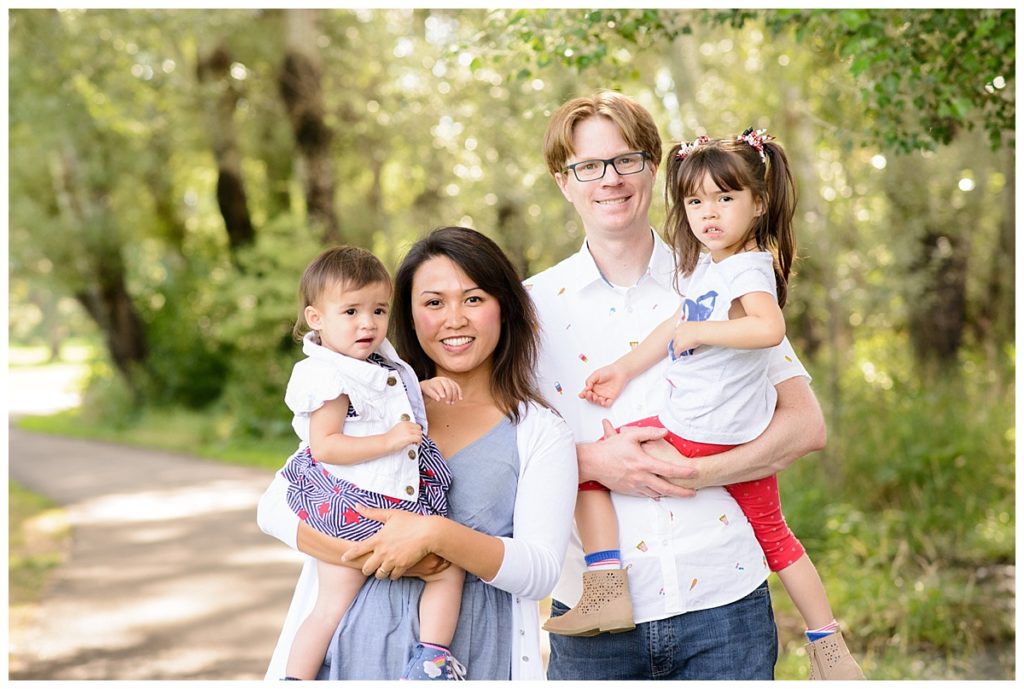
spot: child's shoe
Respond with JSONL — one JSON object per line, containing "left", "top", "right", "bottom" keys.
{"left": 542, "top": 568, "right": 635, "bottom": 636}
{"left": 401, "top": 643, "right": 467, "bottom": 681}
{"left": 806, "top": 629, "right": 865, "bottom": 680}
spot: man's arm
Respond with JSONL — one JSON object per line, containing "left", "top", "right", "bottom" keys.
{"left": 654, "top": 376, "right": 826, "bottom": 490}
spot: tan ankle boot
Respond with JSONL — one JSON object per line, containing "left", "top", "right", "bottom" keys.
{"left": 807, "top": 629, "right": 865, "bottom": 680}
{"left": 542, "top": 569, "right": 635, "bottom": 637}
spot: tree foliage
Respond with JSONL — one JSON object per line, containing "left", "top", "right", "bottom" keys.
{"left": 481, "top": 8, "right": 1014, "bottom": 153}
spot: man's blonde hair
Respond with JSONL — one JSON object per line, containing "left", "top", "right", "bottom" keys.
{"left": 543, "top": 90, "right": 663, "bottom": 176}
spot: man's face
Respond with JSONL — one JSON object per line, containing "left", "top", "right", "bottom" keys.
{"left": 554, "top": 115, "right": 658, "bottom": 240}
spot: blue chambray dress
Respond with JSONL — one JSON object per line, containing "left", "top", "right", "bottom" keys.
{"left": 317, "top": 417, "right": 519, "bottom": 681}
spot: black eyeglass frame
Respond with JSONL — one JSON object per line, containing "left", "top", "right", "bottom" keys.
{"left": 561, "top": 151, "right": 652, "bottom": 182}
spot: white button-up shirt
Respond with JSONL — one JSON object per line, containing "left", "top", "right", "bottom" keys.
{"left": 284, "top": 332, "right": 426, "bottom": 503}
{"left": 527, "top": 231, "right": 810, "bottom": 623}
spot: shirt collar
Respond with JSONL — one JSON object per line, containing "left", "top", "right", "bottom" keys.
{"left": 301, "top": 331, "right": 392, "bottom": 390}
{"left": 568, "top": 228, "right": 678, "bottom": 294}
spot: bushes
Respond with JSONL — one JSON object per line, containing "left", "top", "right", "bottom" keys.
{"left": 212, "top": 216, "right": 324, "bottom": 438}
{"left": 776, "top": 338, "right": 1014, "bottom": 671}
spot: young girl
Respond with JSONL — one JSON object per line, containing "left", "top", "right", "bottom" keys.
{"left": 280, "top": 245, "right": 467, "bottom": 681}
{"left": 544, "top": 130, "right": 863, "bottom": 680}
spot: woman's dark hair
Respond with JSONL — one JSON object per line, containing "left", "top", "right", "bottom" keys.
{"left": 392, "top": 226, "right": 547, "bottom": 422}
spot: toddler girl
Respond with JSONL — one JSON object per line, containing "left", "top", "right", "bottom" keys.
{"left": 280, "top": 245, "right": 466, "bottom": 680}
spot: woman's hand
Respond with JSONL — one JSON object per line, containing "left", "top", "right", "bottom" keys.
{"left": 404, "top": 553, "right": 451, "bottom": 578}
{"left": 341, "top": 506, "right": 439, "bottom": 580}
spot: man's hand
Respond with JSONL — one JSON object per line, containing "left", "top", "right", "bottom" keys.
{"left": 578, "top": 419, "right": 697, "bottom": 498}
{"left": 643, "top": 438, "right": 701, "bottom": 490}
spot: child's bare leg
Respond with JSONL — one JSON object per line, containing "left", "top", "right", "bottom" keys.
{"left": 285, "top": 561, "right": 365, "bottom": 679}
{"left": 776, "top": 553, "right": 835, "bottom": 629}
{"left": 575, "top": 489, "right": 620, "bottom": 555}
{"left": 782, "top": 555, "right": 865, "bottom": 679}
{"left": 542, "top": 488, "right": 634, "bottom": 636}
{"left": 418, "top": 565, "right": 465, "bottom": 647}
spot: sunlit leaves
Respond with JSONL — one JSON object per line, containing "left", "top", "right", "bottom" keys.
{"left": 745, "top": 8, "right": 1015, "bottom": 152}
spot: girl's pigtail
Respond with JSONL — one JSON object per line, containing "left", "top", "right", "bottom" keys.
{"left": 760, "top": 140, "right": 797, "bottom": 307}
{"left": 664, "top": 142, "right": 702, "bottom": 282}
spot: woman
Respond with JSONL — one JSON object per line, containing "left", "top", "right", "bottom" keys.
{"left": 257, "top": 226, "right": 578, "bottom": 680}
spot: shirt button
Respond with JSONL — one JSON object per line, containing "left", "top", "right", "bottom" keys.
{"left": 387, "top": 377, "right": 397, "bottom": 386}
{"left": 408, "top": 449, "right": 416, "bottom": 459}
{"left": 400, "top": 413, "right": 411, "bottom": 421}
{"left": 405, "top": 485, "right": 415, "bottom": 495}
{"left": 522, "top": 656, "right": 529, "bottom": 663}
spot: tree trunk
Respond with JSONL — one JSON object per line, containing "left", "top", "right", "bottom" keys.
{"left": 196, "top": 39, "right": 256, "bottom": 252}
{"left": 908, "top": 231, "right": 968, "bottom": 364}
{"left": 496, "top": 197, "right": 529, "bottom": 278}
{"left": 973, "top": 145, "right": 1015, "bottom": 355}
{"left": 279, "top": 9, "right": 340, "bottom": 244}
{"left": 668, "top": 30, "right": 704, "bottom": 134}
{"left": 73, "top": 254, "right": 147, "bottom": 386}
{"left": 888, "top": 153, "right": 968, "bottom": 367}
{"left": 51, "top": 143, "right": 147, "bottom": 393}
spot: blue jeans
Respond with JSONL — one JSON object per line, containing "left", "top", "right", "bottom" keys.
{"left": 546, "top": 580, "right": 777, "bottom": 680}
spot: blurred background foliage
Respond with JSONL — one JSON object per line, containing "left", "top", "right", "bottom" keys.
{"left": 8, "top": 8, "right": 1014, "bottom": 679}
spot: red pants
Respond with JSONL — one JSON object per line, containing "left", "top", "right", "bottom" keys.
{"left": 579, "top": 416, "right": 805, "bottom": 572}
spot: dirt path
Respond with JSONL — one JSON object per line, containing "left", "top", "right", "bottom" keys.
{"left": 8, "top": 426, "right": 303, "bottom": 680}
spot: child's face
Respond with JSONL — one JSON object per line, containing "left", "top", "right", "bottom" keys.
{"left": 683, "top": 172, "right": 763, "bottom": 262}
{"left": 304, "top": 280, "right": 391, "bottom": 360}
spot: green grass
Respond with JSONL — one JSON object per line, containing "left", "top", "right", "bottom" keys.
{"left": 9, "top": 480, "right": 70, "bottom": 605}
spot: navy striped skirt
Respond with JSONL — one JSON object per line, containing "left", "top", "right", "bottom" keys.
{"left": 282, "top": 437, "right": 452, "bottom": 541}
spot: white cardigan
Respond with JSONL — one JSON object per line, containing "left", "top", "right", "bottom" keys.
{"left": 256, "top": 401, "right": 578, "bottom": 680}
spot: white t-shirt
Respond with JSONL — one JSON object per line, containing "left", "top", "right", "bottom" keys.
{"left": 526, "top": 232, "right": 810, "bottom": 623}
{"left": 661, "top": 251, "right": 779, "bottom": 445}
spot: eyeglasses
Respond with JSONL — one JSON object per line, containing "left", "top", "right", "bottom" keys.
{"left": 562, "top": 151, "right": 651, "bottom": 182}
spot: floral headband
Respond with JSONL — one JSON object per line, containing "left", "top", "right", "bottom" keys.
{"left": 674, "top": 128, "right": 775, "bottom": 162}
{"left": 674, "top": 135, "right": 709, "bottom": 160}
{"left": 738, "top": 127, "right": 774, "bottom": 162}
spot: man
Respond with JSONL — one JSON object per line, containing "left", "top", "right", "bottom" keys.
{"left": 527, "top": 91, "right": 826, "bottom": 680}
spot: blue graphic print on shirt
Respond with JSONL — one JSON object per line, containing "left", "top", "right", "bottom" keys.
{"left": 669, "top": 290, "right": 719, "bottom": 360}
